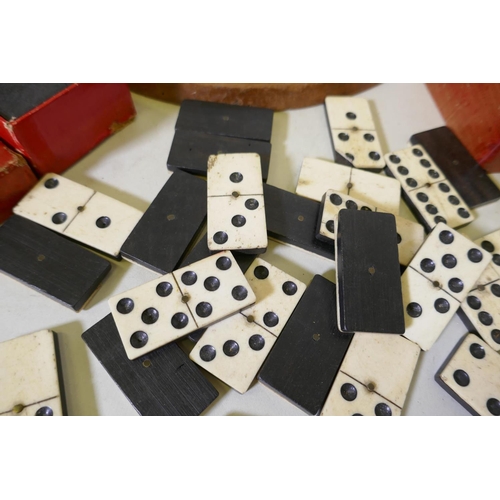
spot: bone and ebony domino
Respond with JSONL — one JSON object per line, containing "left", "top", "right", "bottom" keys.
{"left": 0, "top": 329, "right": 66, "bottom": 416}
{"left": 335, "top": 209, "right": 405, "bottom": 334}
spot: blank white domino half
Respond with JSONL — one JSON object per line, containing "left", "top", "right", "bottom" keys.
{"left": 296, "top": 158, "right": 400, "bottom": 215}
{"left": 394, "top": 215, "right": 425, "bottom": 267}
{"left": 338, "top": 333, "right": 420, "bottom": 410}
{"left": 0, "top": 330, "right": 64, "bottom": 416}
{"left": 325, "top": 97, "right": 385, "bottom": 170}
{"left": 13, "top": 173, "right": 143, "bottom": 258}
{"left": 436, "top": 333, "right": 500, "bottom": 416}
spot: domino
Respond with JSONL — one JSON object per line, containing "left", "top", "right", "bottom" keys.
{"left": 394, "top": 215, "right": 426, "bottom": 267}
{"left": 316, "top": 189, "right": 376, "bottom": 243}
{"left": 258, "top": 275, "right": 353, "bottom": 415}
{"left": 385, "top": 145, "right": 446, "bottom": 190}
{"left": 240, "top": 258, "right": 307, "bottom": 337}
{"left": 109, "top": 251, "right": 256, "bottom": 359}
{"left": 190, "top": 259, "right": 306, "bottom": 393}
{"left": 408, "top": 223, "right": 492, "bottom": 304}
{"left": 321, "top": 333, "right": 420, "bottom": 416}
{"left": 175, "top": 99, "right": 274, "bottom": 142}
{"left": 82, "top": 314, "right": 219, "bottom": 416}
{"left": 207, "top": 153, "right": 267, "bottom": 253}
{"left": 296, "top": 158, "right": 400, "bottom": 215}
{"left": 459, "top": 278, "right": 500, "bottom": 351}
{"left": 335, "top": 210, "right": 405, "bottom": 334}
{"left": 436, "top": 333, "right": 500, "bottom": 416}
{"left": 324, "top": 96, "right": 385, "bottom": 171}
{"left": 475, "top": 230, "right": 500, "bottom": 279}
{"left": 264, "top": 183, "right": 335, "bottom": 260}
{"left": 384, "top": 145, "right": 475, "bottom": 231}
{"left": 405, "top": 181, "right": 474, "bottom": 231}
{"left": 0, "top": 216, "right": 111, "bottom": 311}
{"left": 320, "top": 371, "right": 401, "bottom": 416}
{"left": 410, "top": 126, "right": 500, "bottom": 209}
{"left": 190, "top": 313, "right": 277, "bottom": 394}
{"left": 167, "top": 129, "right": 271, "bottom": 180}
{"left": 13, "top": 173, "right": 143, "bottom": 258}
{"left": 120, "top": 170, "right": 207, "bottom": 274}
{"left": 0, "top": 330, "right": 65, "bottom": 416}
{"left": 401, "top": 266, "right": 461, "bottom": 351}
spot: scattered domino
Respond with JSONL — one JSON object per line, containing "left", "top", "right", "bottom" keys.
{"left": 190, "top": 258, "right": 306, "bottom": 393}
{"left": 410, "top": 126, "right": 500, "bottom": 209}
{"left": 207, "top": 153, "right": 267, "bottom": 253}
{"left": 109, "top": 251, "right": 256, "bottom": 359}
{"left": 14, "top": 173, "right": 143, "bottom": 258}
{"left": 258, "top": 275, "right": 353, "bottom": 415}
{"left": 335, "top": 210, "right": 405, "bottom": 334}
{"left": 385, "top": 145, "right": 475, "bottom": 231}
{"left": 475, "top": 229, "right": 500, "bottom": 279}
{"left": 0, "top": 330, "right": 65, "bottom": 416}
{"left": 82, "top": 314, "right": 219, "bottom": 416}
{"left": 436, "top": 333, "right": 500, "bottom": 416}
{"left": 0, "top": 215, "right": 111, "bottom": 311}
{"left": 296, "top": 158, "right": 400, "bottom": 215}
{"left": 325, "top": 97, "right": 385, "bottom": 171}
{"left": 321, "top": 333, "right": 420, "bottom": 416}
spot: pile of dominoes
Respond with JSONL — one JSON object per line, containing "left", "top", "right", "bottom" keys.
{"left": 1, "top": 96, "right": 499, "bottom": 417}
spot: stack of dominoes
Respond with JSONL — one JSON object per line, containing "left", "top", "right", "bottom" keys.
{"left": 1, "top": 95, "right": 499, "bottom": 417}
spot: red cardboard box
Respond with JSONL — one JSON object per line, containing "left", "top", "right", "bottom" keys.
{"left": 0, "top": 140, "right": 38, "bottom": 222}
{"left": 0, "top": 84, "right": 136, "bottom": 176}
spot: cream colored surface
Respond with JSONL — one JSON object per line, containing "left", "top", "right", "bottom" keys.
{"left": 438, "top": 334, "right": 500, "bottom": 416}
{"left": 173, "top": 251, "right": 256, "bottom": 329}
{"left": 324, "top": 96, "right": 376, "bottom": 131}
{"left": 241, "top": 258, "right": 307, "bottom": 337}
{"left": 207, "top": 153, "right": 263, "bottom": 197}
{"left": 332, "top": 129, "right": 385, "bottom": 170}
{"left": 475, "top": 230, "right": 500, "bottom": 281}
{"left": 0, "top": 330, "right": 62, "bottom": 416}
{"left": 190, "top": 313, "right": 276, "bottom": 394}
{"left": 64, "top": 191, "right": 143, "bottom": 257}
{"left": 108, "top": 273, "right": 193, "bottom": 360}
{"left": 394, "top": 215, "right": 425, "bottom": 266}
{"left": 13, "top": 173, "right": 95, "bottom": 232}
{"left": 320, "top": 371, "right": 401, "bottom": 416}
{"left": 207, "top": 195, "right": 267, "bottom": 252}
{"left": 296, "top": 157, "right": 400, "bottom": 214}
{"left": 402, "top": 267, "right": 461, "bottom": 351}
{"left": 409, "top": 223, "right": 491, "bottom": 303}
{"left": 339, "top": 333, "right": 420, "bottom": 408}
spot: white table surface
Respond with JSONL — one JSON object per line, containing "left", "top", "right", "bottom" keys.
{"left": 1, "top": 83, "right": 499, "bottom": 416}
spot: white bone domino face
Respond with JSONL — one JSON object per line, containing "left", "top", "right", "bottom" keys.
{"left": 325, "top": 97, "right": 376, "bottom": 130}
{"left": 207, "top": 153, "right": 263, "bottom": 197}
{"left": 295, "top": 158, "right": 400, "bottom": 215}
{"left": 109, "top": 274, "right": 194, "bottom": 360}
{"left": 409, "top": 223, "right": 491, "bottom": 304}
{"left": 475, "top": 230, "right": 500, "bottom": 281}
{"left": 394, "top": 215, "right": 425, "bottom": 267}
{"left": 13, "top": 173, "right": 95, "bottom": 232}
{"left": 320, "top": 371, "right": 401, "bottom": 416}
{"left": 0, "top": 330, "right": 63, "bottom": 416}
{"left": 437, "top": 334, "right": 500, "bottom": 416}
{"left": 332, "top": 129, "right": 385, "bottom": 169}
{"left": 384, "top": 145, "right": 446, "bottom": 190}
{"left": 189, "top": 313, "right": 276, "bottom": 394}
{"left": 207, "top": 195, "right": 267, "bottom": 252}
{"left": 461, "top": 281, "right": 500, "bottom": 352}
{"left": 172, "top": 251, "right": 256, "bottom": 329}
{"left": 401, "top": 267, "right": 461, "bottom": 351}
{"left": 240, "top": 258, "right": 307, "bottom": 337}
{"left": 64, "top": 192, "right": 143, "bottom": 257}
